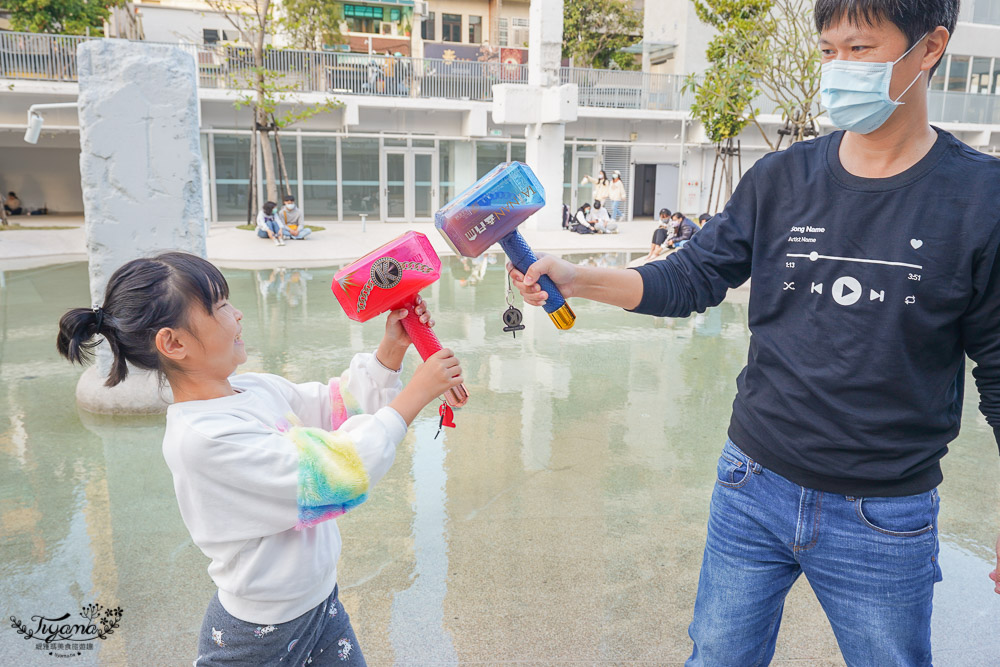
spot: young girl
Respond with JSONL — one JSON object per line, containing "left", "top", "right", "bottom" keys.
{"left": 57, "top": 252, "right": 463, "bottom": 666}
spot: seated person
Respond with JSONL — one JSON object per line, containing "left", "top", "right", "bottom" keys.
{"left": 279, "top": 194, "right": 311, "bottom": 240}
{"left": 666, "top": 212, "right": 699, "bottom": 249}
{"left": 646, "top": 208, "right": 674, "bottom": 260}
{"left": 588, "top": 200, "right": 619, "bottom": 234}
{"left": 255, "top": 201, "right": 285, "bottom": 246}
{"left": 697, "top": 212, "right": 712, "bottom": 227}
{"left": 4, "top": 192, "right": 23, "bottom": 215}
{"left": 571, "top": 203, "right": 597, "bottom": 234}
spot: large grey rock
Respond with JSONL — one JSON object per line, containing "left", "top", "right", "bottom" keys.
{"left": 76, "top": 40, "right": 206, "bottom": 413}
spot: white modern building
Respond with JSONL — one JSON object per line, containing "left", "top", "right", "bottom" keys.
{"left": 1, "top": 0, "right": 998, "bottom": 226}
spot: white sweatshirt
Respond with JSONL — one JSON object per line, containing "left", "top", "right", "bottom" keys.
{"left": 162, "top": 352, "right": 406, "bottom": 624}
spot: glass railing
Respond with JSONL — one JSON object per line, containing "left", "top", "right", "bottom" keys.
{"left": 928, "top": 89, "right": 1000, "bottom": 124}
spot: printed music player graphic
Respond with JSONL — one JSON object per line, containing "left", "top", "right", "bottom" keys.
{"left": 785, "top": 246, "right": 922, "bottom": 307}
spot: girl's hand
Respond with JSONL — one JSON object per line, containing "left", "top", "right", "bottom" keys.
{"left": 376, "top": 296, "right": 435, "bottom": 372}
{"left": 411, "top": 348, "right": 463, "bottom": 402}
{"left": 389, "top": 349, "right": 464, "bottom": 424}
{"left": 383, "top": 295, "right": 434, "bottom": 349}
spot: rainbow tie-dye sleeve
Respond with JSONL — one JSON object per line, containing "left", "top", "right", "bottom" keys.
{"left": 328, "top": 376, "right": 363, "bottom": 430}
{"left": 291, "top": 426, "right": 370, "bottom": 530}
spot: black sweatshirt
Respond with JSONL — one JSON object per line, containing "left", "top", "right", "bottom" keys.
{"left": 632, "top": 128, "right": 1000, "bottom": 496}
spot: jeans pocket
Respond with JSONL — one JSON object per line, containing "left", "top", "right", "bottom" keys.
{"left": 716, "top": 439, "right": 752, "bottom": 488}
{"left": 855, "top": 489, "right": 938, "bottom": 537}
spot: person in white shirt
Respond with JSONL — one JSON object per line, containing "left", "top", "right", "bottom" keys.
{"left": 608, "top": 171, "right": 627, "bottom": 222}
{"left": 56, "top": 252, "right": 464, "bottom": 666}
{"left": 255, "top": 201, "right": 286, "bottom": 246}
{"left": 580, "top": 169, "right": 610, "bottom": 209}
{"left": 587, "top": 200, "right": 619, "bottom": 233}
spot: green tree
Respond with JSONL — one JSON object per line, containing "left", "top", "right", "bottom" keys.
{"left": 562, "top": 0, "right": 642, "bottom": 70}
{"left": 6, "top": 0, "right": 127, "bottom": 35}
{"left": 207, "top": 0, "right": 340, "bottom": 220}
{"left": 742, "top": 0, "right": 824, "bottom": 150}
{"left": 279, "top": 0, "right": 345, "bottom": 51}
{"left": 683, "top": 0, "right": 772, "bottom": 210}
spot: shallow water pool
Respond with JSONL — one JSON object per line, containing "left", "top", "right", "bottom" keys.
{"left": 1, "top": 256, "right": 998, "bottom": 665}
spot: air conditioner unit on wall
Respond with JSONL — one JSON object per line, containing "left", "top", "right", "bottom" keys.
{"left": 414, "top": 1, "right": 428, "bottom": 16}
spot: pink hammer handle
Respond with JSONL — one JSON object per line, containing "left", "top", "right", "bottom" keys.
{"left": 399, "top": 297, "right": 469, "bottom": 408}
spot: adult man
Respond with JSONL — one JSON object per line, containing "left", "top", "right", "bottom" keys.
{"left": 510, "top": 1, "right": 1000, "bottom": 664}
{"left": 280, "top": 194, "right": 311, "bottom": 240}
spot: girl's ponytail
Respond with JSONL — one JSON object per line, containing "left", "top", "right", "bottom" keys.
{"left": 57, "top": 306, "right": 106, "bottom": 365}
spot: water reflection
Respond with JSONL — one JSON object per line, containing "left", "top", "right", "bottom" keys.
{"left": 1, "top": 260, "right": 999, "bottom": 665}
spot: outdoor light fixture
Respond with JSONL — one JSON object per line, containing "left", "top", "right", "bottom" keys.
{"left": 24, "top": 113, "right": 43, "bottom": 144}
{"left": 23, "top": 103, "right": 79, "bottom": 144}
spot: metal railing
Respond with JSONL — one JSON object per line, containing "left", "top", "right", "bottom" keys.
{"left": 559, "top": 66, "right": 690, "bottom": 111}
{"left": 3, "top": 30, "right": 1000, "bottom": 124}
{"left": 0, "top": 31, "right": 86, "bottom": 82}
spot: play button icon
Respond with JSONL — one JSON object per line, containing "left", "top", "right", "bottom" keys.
{"left": 832, "top": 276, "right": 862, "bottom": 306}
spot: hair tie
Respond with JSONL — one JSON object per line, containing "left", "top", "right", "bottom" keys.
{"left": 92, "top": 305, "right": 104, "bottom": 331}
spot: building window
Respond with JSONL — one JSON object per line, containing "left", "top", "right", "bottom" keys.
{"left": 469, "top": 15, "right": 482, "bottom": 44}
{"left": 341, "top": 138, "right": 380, "bottom": 219}
{"left": 203, "top": 29, "right": 220, "bottom": 44}
{"left": 930, "top": 58, "right": 946, "bottom": 91}
{"left": 344, "top": 4, "right": 384, "bottom": 34}
{"left": 390, "top": 8, "right": 401, "bottom": 21}
{"left": 302, "top": 137, "right": 337, "bottom": 220}
{"left": 498, "top": 18, "right": 508, "bottom": 46}
{"left": 422, "top": 11, "right": 436, "bottom": 40}
{"left": 442, "top": 14, "right": 462, "bottom": 43}
{"left": 971, "top": 56, "right": 993, "bottom": 94}
{"left": 476, "top": 141, "right": 508, "bottom": 178}
{"left": 948, "top": 55, "right": 969, "bottom": 92}
{"left": 511, "top": 17, "right": 529, "bottom": 47}
{"left": 214, "top": 134, "right": 252, "bottom": 221}
{"left": 973, "top": 0, "right": 1000, "bottom": 25}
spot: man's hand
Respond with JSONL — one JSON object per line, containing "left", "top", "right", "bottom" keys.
{"left": 990, "top": 532, "right": 1000, "bottom": 594}
{"left": 506, "top": 254, "right": 579, "bottom": 308}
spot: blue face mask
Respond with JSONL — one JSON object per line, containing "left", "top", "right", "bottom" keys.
{"left": 820, "top": 34, "right": 926, "bottom": 135}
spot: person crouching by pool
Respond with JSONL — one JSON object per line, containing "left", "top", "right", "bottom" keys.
{"left": 588, "top": 200, "right": 619, "bottom": 233}
{"left": 57, "top": 252, "right": 464, "bottom": 666}
{"left": 256, "top": 201, "right": 286, "bottom": 246}
{"left": 646, "top": 208, "right": 674, "bottom": 260}
{"left": 280, "top": 194, "right": 312, "bottom": 240}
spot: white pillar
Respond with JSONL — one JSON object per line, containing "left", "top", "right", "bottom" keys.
{"left": 76, "top": 40, "right": 206, "bottom": 414}
{"left": 525, "top": 122, "right": 566, "bottom": 229}
{"left": 524, "top": 0, "right": 566, "bottom": 230}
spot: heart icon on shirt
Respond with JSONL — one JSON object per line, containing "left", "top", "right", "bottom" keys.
{"left": 910, "top": 239, "right": 923, "bottom": 249}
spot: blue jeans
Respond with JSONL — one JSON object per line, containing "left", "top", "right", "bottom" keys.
{"left": 609, "top": 199, "right": 622, "bottom": 221}
{"left": 687, "top": 439, "right": 942, "bottom": 667}
{"left": 283, "top": 227, "right": 312, "bottom": 239}
{"left": 256, "top": 218, "right": 280, "bottom": 238}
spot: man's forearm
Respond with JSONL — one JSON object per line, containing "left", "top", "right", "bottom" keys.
{"left": 573, "top": 266, "right": 645, "bottom": 311}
